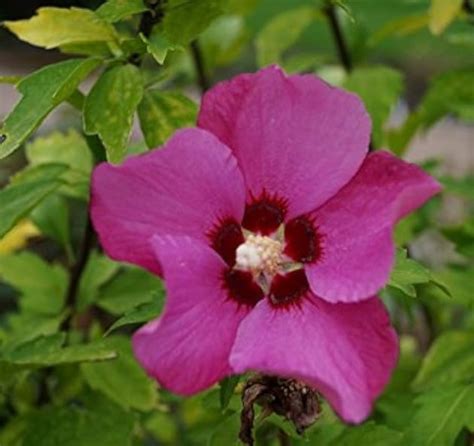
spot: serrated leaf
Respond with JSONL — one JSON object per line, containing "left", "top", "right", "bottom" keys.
{"left": 389, "top": 248, "right": 449, "bottom": 298}
{"left": 429, "top": 0, "right": 463, "bottom": 35}
{"left": 413, "top": 331, "right": 474, "bottom": 391}
{"left": 389, "top": 248, "right": 432, "bottom": 297}
{"left": 21, "top": 392, "right": 135, "bottom": 446}
{"left": 162, "top": 0, "right": 226, "bottom": 46}
{"left": 5, "top": 7, "right": 119, "bottom": 51}
{"left": 0, "top": 164, "right": 66, "bottom": 238}
{"left": 256, "top": 7, "right": 314, "bottom": 67}
{"left": 0, "top": 58, "right": 100, "bottom": 159}
{"left": 0, "top": 220, "right": 39, "bottom": 255}
{"left": 25, "top": 129, "right": 93, "bottom": 199}
{"left": 97, "top": 268, "right": 163, "bottom": 315}
{"left": 329, "top": 422, "right": 404, "bottom": 446}
{"left": 84, "top": 64, "right": 143, "bottom": 163}
{"left": 3, "top": 334, "right": 117, "bottom": 366}
{"left": 0, "top": 252, "right": 67, "bottom": 315}
{"left": 81, "top": 336, "right": 157, "bottom": 411}
{"left": 432, "top": 267, "right": 473, "bottom": 306}
{"left": 406, "top": 384, "right": 474, "bottom": 446}
{"left": 138, "top": 90, "right": 197, "bottom": 148}
{"left": 143, "top": 30, "right": 180, "bottom": 65}
{"left": 96, "top": 0, "right": 147, "bottom": 23}
{"left": 343, "top": 66, "right": 403, "bottom": 147}
{"left": 105, "top": 299, "right": 163, "bottom": 335}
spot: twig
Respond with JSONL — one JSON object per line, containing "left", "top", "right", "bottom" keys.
{"left": 190, "top": 40, "right": 210, "bottom": 94}
{"left": 60, "top": 217, "right": 95, "bottom": 331}
{"left": 324, "top": 2, "right": 375, "bottom": 151}
{"left": 324, "top": 3, "right": 352, "bottom": 72}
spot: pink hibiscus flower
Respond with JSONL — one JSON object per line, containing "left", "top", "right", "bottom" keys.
{"left": 91, "top": 66, "right": 440, "bottom": 423}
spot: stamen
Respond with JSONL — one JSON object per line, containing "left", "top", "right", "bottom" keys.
{"left": 235, "top": 234, "right": 282, "bottom": 275}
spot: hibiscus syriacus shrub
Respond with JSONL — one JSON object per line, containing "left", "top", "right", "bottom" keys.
{"left": 0, "top": 1, "right": 473, "bottom": 445}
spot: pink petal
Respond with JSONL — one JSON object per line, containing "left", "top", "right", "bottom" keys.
{"left": 230, "top": 294, "right": 398, "bottom": 423}
{"left": 198, "top": 66, "right": 371, "bottom": 218}
{"left": 305, "top": 151, "right": 441, "bottom": 303}
{"left": 132, "top": 235, "right": 250, "bottom": 395}
{"left": 91, "top": 128, "right": 245, "bottom": 274}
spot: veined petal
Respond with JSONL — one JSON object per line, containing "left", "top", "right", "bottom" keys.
{"left": 133, "top": 235, "right": 251, "bottom": 395}
{"left": 230, "top": 294, "right": 398, "bottom": 423}
{"left": 305, "top": 151, "right": 441, "bottom": 303}
{"left": 198, "top": 66, "right": 370, "bottom": 219}
{"left": 91, "top": 128, "right": 246, "bottom": 275}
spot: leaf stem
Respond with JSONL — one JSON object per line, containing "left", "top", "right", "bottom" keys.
{"left": 191, "top": 40, "right": 210, "bottom": 94}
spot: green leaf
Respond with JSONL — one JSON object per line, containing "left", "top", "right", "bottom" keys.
{"left": 413, "top": 331, "right": 474, "bottom": 391}
{"left": 96, "top": 0, "right": 147, "bottom": 23}
{"left": 143, "top": 30, "right": 180, "bottom": 65}
{"left": 388, "top": 248, "right": 449, "bottom": 298}
{"left": 31, "top": 195, "right": 73, "bottom": 260}
{"left": 0, "top": 58, "right": 100, "bottom": 159}
{"left": 25, "top": 129, "right": 93, "bottom": 199}
{"left": 138, "top": 90, "right": 197, "bottom": 148}
{"left": 406, "top": 384, "right": 474, "bottom": 446}
{"left": 97, "top": 268, "right": 163, "bottom": 315}
{"left": 78, "top": 251, "right": 121, "bottom": 311}
{"left": 105, "top": 299, "right": 163, "bottom": 335}
{"left": 21, "top": 392, "right": 135, "bottom": 446}
{"left": 0, "top": 252, "right": 67, "bottom": 315}
{"left": 330, "top": 422, "right": 404, "bottom": 446}
{"left": 81, "top": 336, "right": 157, "bottom": 411}
{"left": 2, "top": 333, "right": 117, "bottom": 366}
{"left": 0, "top": 164, "right": 66, "bottom": 238}
{"left": 84, "top": 64, "right": 143, "bottom": 163}
{"left": 343, "top": 66, "right": 403, "bottom": 147}
{"left": 162, "top": 0, "right": 226, "bottom": 46}
{"left": 256, "top": 7, "right": 315, "bottom": 67}
{"left": 429, "top": 0, "right": 463, "bottom": 35}
{"left": 219, "top": 375, "right": 240, "bottom": 410}
{"left": 5, "top": 7, "right": 120, "bottom": 51}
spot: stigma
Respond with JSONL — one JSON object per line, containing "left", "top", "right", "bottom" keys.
{"left": 235, "top": 234, "right": 282, "bottom": 275}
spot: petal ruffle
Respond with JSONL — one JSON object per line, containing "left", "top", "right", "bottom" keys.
{"left": 132, "top": 235, "right": 251, "bottom": 395}
{"left": 198, "top": 66, "right": 371, "bottom": 218}
{"left": 91, "top": 128, "right": 245, "bottom": 274}
{"left": 229, "top": 294, "right": 398, "bottom": 423}
{"left": 305, "top": 151, "right": 441, "bottom": 303}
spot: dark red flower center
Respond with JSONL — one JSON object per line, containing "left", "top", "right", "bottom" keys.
{"left": 269, "top": 269, "right": 310, "bottom": 306}
{"left": 242, "top": 193, "right": 288, "bottom": 235}
{"left": 209, "top": 195, "right": 321, "bottom": 308}
{"left": 284, "top": 216, "right": 321, "bottom": 263}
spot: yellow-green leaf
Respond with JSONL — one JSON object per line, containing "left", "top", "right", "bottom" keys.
{"left": 5, "top": 7, "right": 120, "bottom": 51}
{"left": 84, "top": 64, "right": 143, "bottom": 163}
{"left": 429, "top": 0, "right": 464, "bottom": 35}
{"left": 0, "top": 58, "right": 100, "bottom": 160}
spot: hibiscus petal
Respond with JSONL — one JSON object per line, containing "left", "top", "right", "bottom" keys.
{"left": 133, "top": 235, "right": 251, "bottom": 395}
{"left": 198, "top": 65, "right": 370, "bottom": 218}
{"left": 91, "top": 128, "right": 245, "bottom": 274}
{"left": 305, "top": 151, "right": 441, "bottom": 303}
{"left": 229, "top": 294, "right": 398, "bottom": 423}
